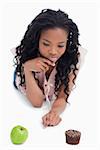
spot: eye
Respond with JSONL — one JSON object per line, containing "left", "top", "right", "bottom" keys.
{"left": 58, "top": 45, "right": 64, "bottom": 48}
{"left": 43, "top": 42, "right": 50, "bottom": 46}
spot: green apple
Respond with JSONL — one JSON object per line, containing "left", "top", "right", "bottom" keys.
{"left": 10, "top": 125, "right": 28, "bottom": 144}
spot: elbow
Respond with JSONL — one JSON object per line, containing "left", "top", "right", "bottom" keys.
{"left": 32, "top": 101, "right": 43, "bottom": 108}
{"left": 26, "top": 93, "right": 44, "bottom": 108}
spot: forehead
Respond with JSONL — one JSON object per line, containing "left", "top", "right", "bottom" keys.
{"left": 40, "top": 28, "right": 68, "bottom": 41}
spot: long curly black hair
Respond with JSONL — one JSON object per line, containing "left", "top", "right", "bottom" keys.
{"left": 14, "top": 9, "right": 80, "bottom": 101}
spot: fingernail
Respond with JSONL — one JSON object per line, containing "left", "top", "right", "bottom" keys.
{"left": 52, "top": 63, "right": 55, "bottom": 66}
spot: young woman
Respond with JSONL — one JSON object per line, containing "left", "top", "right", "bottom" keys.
{"left": 12, "top": 9, "right": 86, "bottom": 127}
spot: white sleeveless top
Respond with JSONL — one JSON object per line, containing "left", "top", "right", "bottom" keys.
{"left": 11, "top": 46, "right": 87, "bottom": 102}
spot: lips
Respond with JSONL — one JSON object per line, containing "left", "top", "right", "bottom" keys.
{"left": 49, "top": 57, "right": 58, "bottom": 62}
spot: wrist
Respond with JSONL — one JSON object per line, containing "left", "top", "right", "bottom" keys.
{"left": 49, "top": 109, "right": 60, "bottom": 116}
{"left": 23, "top": 62, "right": 30, "bottom": 72}
{"left": 50, "top": 98, "right": 66, "bottom": 115}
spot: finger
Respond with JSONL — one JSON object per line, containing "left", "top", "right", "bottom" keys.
{"left": 46, "top": 119, "right": 51, "bottom": 126}
{"left": 48, "top": 113, "right": 55, "bottom": 122}
{"left": 39, "top": 65, "right": 46, "bottom": 72}
{"left": 45, "top": 114, "right": 51, "bottom": 126}
{"left": 50, "top": 117, "right": 62, "bottom": 126}
{"left": 42, "top": 58, "right": 55, "bottom": 66}
{"left": 49, "top": 118, "right": 56, "bottom": 126}
{"left": 47, "top": 115, "right": 56, "bottom": 126}
{"left": 42, "top": 119, "right": 47, "bottom": 127}
{"left": 44, "top": 118, "right": 50, "bottom": 127}
{"left": 42, "top": 114, "right": 50, "bottom": 127}
{"left": 42, "top": 115, "right": 47, "bottom": 126}
{"left": 39, "top": 61, "right": 49, "bottom": 71}
{"left": 48, "top": 111, "right": 57, "bottom": 122}
{"left": 54, "top": 118, "right": 62, "bottom": 126}
{"left": 34, "top": 61, "right": 45, "bottom": 72}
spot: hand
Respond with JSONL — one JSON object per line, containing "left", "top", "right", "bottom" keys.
{"left": 23, "top": 57, "right": 55, "bottom": 72}
{"left": 42, "top": 111, "right": 62, "bottom": 127}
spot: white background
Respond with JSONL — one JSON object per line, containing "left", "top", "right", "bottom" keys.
{"left": 0, "top": 0, "right": 100, "bottom": 150}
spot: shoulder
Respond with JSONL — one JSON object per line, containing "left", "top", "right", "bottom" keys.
{"left": 78, "top": 45, "right": 87, "bottom": 57}
{"left": 77, "top": 45, "right": 87, "bottom": 69}
{"left": 11, "top": 47, "right": 16, "bottom": 56}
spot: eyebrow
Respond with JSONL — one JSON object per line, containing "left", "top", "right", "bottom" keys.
{"left": 42, "top": 39, "right": 66, "bottom": 44}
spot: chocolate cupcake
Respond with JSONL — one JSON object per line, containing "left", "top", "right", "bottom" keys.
{"left": 65, "top": 130, "right": 81, "bottom": 145}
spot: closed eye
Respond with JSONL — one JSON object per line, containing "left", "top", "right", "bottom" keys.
{"left": 43, "top": 42, "right": 64, "bottom": 48}
{"left": 58, "top": 45, "right": 64, "bottom": 48}
{"left": 43, "top": 42, "right": 50, "bottom": 46}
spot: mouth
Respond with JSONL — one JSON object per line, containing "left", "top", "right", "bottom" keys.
{"left": 49, "top": 57, "right": 58, "bottom": 62}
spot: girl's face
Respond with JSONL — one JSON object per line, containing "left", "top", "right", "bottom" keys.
{"left": 39, "top": 28, "right": 68, "bottom": 63}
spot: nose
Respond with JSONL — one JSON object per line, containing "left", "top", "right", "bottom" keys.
{"left": 49, "top": 47, "right": 57, "bottom": 55}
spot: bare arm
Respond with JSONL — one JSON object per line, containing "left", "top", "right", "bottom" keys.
{"left": 50, "top": 69, "right": 79, "bottom": 114}
{"left": 24, "top": 68, "right": 45, "bottom": 107}
{"left": 23, "top": 57, "right": 54, "bottom": 107}
{"left": 42, "top": 70, "right": 79, "bottom": 126}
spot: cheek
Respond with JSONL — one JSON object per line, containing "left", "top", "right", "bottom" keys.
{"left": 39, "top": 45, "right": 48, "bottom": 54}
{"left": 59, "top": 48, "right": 66, "bottom": 55}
